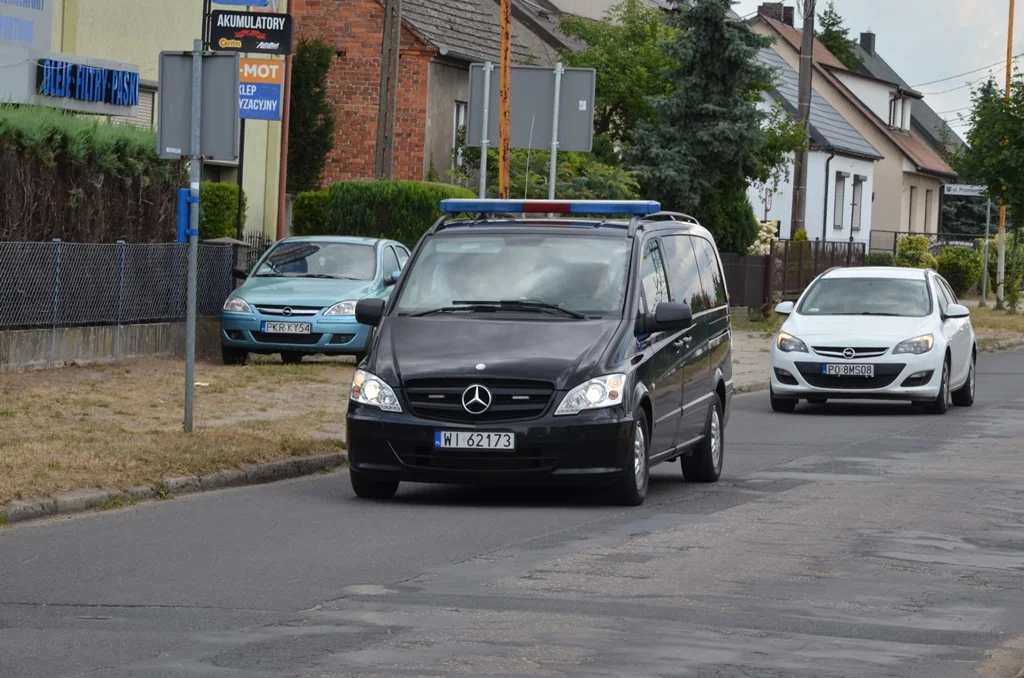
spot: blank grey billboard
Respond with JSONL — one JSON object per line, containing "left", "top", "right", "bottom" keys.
{"left": 466, "top": 64, "right": 595, "bottom": 153}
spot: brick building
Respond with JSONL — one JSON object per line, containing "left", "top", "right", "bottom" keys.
{"left": 290, "top": 0, "right": 571, "bottom": 184}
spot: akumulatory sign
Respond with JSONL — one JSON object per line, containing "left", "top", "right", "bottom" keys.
{"left": 210, "top": 10, "right": 293, "bottom": 55}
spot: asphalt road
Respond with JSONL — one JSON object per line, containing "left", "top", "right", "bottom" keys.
{"left": 4, "top": 350, "right": 1024, "bottom": 677}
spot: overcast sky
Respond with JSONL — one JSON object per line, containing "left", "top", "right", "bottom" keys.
{"left": 730, "top": 0, "right": 1024, "bottom": 141}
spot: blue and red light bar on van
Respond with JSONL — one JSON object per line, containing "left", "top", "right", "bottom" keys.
{"left": 439, "top": 199, "right": 662, "bottom": 216}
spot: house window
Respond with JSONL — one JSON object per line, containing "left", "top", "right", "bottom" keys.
{"left": 453, "top": 101, "right": 468, "bottom": 166}
{"left": 925, "top": 189, "right": 934, "bottom": 233}
{"left": 833, "top": 173, "right": 847, "bottom": 229}
{"left": 908, "top": 186, "right": 918, "bottom": 232}
{"left": 851, "top": 176, "right": 864, "bottom": 231}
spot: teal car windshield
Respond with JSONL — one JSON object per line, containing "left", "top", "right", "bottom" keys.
{"left": 394, "top": 234, "right": 630, "bottom": 318}
{"left": 256, "top": 242, "right": 377, "bottom": 280}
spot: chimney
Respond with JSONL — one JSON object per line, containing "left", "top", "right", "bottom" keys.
{"left": 860, "top": 31, "right": 876, "bottom": 56}
{"left": 757, "top": 3, "right": 784, "bottom": 23}
{"left": 783, "top": 6, "right": 794, "bottom": 27}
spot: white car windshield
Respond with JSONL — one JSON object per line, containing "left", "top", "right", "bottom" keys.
{"left": 255, "top": 242, "right": 376, "bottom": 280}
{"left": 798, "top": 278, "right": 932, "bottom": 317}
{"left": 394, "top": 234, "right": 630, "bottom": 318}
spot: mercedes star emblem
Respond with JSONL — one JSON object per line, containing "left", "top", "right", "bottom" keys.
{"left": 282, "top": 307, "right": 293, "bottom": 317}
{"left": 462, "top": 385, "right": 493, "bottom": 415}
{"left": 843, "top": 348, "right": 856, "bottom": 360}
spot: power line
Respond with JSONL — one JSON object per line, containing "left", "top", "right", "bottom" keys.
{"left": 920, "top": 71, "right": 1005, "bottom": 96}
{"left": 912, "top": 52, "right": 1024, "bottom": 88}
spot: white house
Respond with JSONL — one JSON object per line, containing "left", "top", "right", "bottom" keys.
{"left": 747, "top": 48, "right": 883, "bottom": 245}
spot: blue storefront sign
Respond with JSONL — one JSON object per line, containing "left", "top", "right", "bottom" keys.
{"left": 239, "top": 57, "right": 282, "bottom": 120}
{"left": 36, "top": 58, "right": 140, "bottom": 107}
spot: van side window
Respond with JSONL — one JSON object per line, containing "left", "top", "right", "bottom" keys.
{"left": 640, "top": 240, "right": 669, "bottom": 313}
{"left": 661, "top": 235, "right": 707, "bottom": 313}
{"left": 693, "top": 237, "right": 727, "bottom": 308}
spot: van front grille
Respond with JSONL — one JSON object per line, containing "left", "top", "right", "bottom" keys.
{"left": 405, "top": 378, "right": 555, "bottom": 423}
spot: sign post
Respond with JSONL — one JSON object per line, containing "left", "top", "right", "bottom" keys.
{"left": 944, "top": 184, "right": 990, "bottom": 306}
{"left": 185, "top": 39, "right": 203, "bottom": 434}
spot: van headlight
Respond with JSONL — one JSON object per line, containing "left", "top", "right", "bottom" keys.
{"left": 893, "top": 334, "right": 934, "bottom": 355}
{"left": 350, "top": 369, "right": 402, "bottom": 412}
{"left": 324, "top": 300, "right": 358, "bottom": 316}
{"left": 223, "top": 296, "right": 252, "bottom": 313}
{"left": 555, "top": 374, "right": 626, "bottom": 416}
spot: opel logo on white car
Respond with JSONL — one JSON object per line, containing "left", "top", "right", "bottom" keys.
{"left": 843, "top": 348, "right": 856, "bottom": 360}
{"left": 462, "top": 385, "right": 492, "bottom": 414}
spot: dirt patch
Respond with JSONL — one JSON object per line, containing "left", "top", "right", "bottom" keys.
{"left": 977, "top": 634, "right": 1024, "bottom": 677}
{"left": 0, "top": 356, "right": 355, "bottom": 504}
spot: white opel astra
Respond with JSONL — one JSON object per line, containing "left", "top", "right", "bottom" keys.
{"left": 769, "top": 267, "right": 976, "bottom": 414}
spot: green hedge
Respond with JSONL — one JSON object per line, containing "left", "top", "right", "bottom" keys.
{"left": 936, "top": 246, "right": 982, "bottom": 297}
{"left": 897, "top": 250, "right": 938, "bottom": 270}
{"left": 292, "top": 189, "right": 330, "bottom": 235}
{"left": 297, "top": 180, "right": 475, "bottom": 247}
{"left": 199, "top": 182, "right": 247, "bottom": 240}
{"left": 866, "top": 252, "right": 894, "bottom": 267}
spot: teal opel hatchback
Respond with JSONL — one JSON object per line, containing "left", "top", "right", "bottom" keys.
{"left": 220, "top": 236, "right": 410, "bottom": 365}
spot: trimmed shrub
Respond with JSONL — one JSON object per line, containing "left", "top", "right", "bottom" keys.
{"left": 199, "top": 182, "right": 247, "bottom": 240}
{"left": 792, "top": 227, "right": 808, "bottom": 242}
{"left": 936, "top": 246, "right": 982, "bottom": 297}
{"left": 323, "top": 180, "right": 476, "bottom": 246}
{"left": 0, "top": 104, "right": 185, "bottom": 242}
{"left": 866, "top": 252, "right": 894, "bottom": 267}
{"left": 897, "top": 234, "right": 931, "bottom": 257}
{"left": 896, "top": 250, "right": 938, "bottom": 270}
{"left": 292, "top": 190, "right": 330, "bottom": 235}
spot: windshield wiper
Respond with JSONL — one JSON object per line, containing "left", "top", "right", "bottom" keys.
{"left": 835, "top": 311, "right": 903, "bottom": 316}
{"left": 452, "top": 299, "right": 590, "bottom": 319}
{"left": 406, "top": 304, "right": 500, "bottom": 318}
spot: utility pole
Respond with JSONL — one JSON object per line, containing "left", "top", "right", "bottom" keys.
{"left": 374, "top": 0, "right": 402, "bottom": 179}
{"left": 498, "top": 0, "right": 512, "bottom": 199}
{"left": 997, "top": 0, "right": 1015, "bottom": 308}
{"left": 791, "top": 0, "right": 815, "bottom": 239}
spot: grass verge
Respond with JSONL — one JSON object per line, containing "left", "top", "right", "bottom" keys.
{"left": 0, "top": 357, "right": 353, "bottom": 506}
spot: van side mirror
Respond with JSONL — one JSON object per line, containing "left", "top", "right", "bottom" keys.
{"left": 648, "top": 302, "right": 693, "bottom": 333}
{"left": 775, "top": 301, "right": 795, "bottom": 316}
{"left": 384, "top": 270, "right": 401, "bottom": 287}
{"left": 355, "top": 298, "right": 386, "bottom": 326}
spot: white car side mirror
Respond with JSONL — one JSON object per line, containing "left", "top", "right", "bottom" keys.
{"left": 945, "top": 303, "right": 970, "bottom": 319}
{"left": 775, "top": 301, "right": 795, "bottom": 316}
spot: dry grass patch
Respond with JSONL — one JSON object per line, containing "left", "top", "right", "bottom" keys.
{"left": 970, "top": 304, "right": 1024, "bottom": 348}
{"left": 0, "top": 357, "right": 354, "bottom": 505}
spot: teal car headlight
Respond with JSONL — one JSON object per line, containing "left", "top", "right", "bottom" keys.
{"left": 324, "top": 300, "right": 358, "bottom": 317}
{"left": 223, "top": 296, "right": 252, "bottom": 314}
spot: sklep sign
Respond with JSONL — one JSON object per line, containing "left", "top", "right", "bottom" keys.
{"left": 210, "top": 10, "right": 293, "bottom": 55}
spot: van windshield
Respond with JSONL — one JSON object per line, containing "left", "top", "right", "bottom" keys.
{"left": 394, "top": 234, "right": 630, "bottom": 318}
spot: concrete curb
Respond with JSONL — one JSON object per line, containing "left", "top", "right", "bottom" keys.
{"left": 0, "top": 452, "right": 347, "bottom": 527}
{"left": 734, "top": 380, "right": 769, "bottom": 395}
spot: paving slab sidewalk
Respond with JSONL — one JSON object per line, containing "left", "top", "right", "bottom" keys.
{"left": 732, "top": 329, "right": 772, "bottom": 394}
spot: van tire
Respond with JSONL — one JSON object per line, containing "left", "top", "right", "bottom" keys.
{"left": 682, "top": 394, "right": 724, "bottom": 483}
{"left": 610, "top": 408, "right": 650, "bottom": 506}
{"left": 350, "top": 471, "right": 399, "bottom": 499}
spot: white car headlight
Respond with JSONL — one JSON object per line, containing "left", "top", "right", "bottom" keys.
{"left": 223, "top": 296, "right": 252, "bottom": 314}
{"left": 324, "top": 300, "right": 358, "bottom": 317}
{"left": 350, "top": 369, "right": 402, "bottom": 413}
{"left": 776, "top": 331, "right": 808, "bottom": 353}
{"left": 893, "top": 334, "right": 934, "bottom": 355}
{"left": 555, "top": 374, "right": 627, "bottom": 416}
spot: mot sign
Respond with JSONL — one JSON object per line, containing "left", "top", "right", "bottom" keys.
{"left": 239, "top": 58, "right": 283, "bottom": 120}
{"left": 944, "top": 184, "right": 986, "bottom": 197}
{"left": 210, "top": 10, "right": 293, "bottom": 55}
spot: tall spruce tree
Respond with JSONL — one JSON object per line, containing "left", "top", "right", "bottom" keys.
{"left": 287, "top": 38, "right": 337, "bottom": 194}
{"left": 627, "top": 0, "right": 774, "bottom": 253}
{"left": 816, "top": 1, "right": 863, "bottom": 71}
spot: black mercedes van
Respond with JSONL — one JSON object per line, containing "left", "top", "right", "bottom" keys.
{"left": 346, "top": 199, "right": 733, "bottom": 505}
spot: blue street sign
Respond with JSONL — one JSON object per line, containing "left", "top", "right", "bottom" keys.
{"left": 238, "top": 58, "right": 283, "bottom": 120}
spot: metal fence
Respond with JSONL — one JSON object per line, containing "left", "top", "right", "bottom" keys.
{"left": 0, "top": 241, "right": 235, "bottom": 331}
{"left": 768, "top": 239, "right": 867, "bottom": 301}
{"left": 243, "top": 232, "right": 274, "bottom": 272}
{"left": 870, "top": 231, "right": 985, "bottom": 255}
{"left": 720, "top": 253, "right": 768, "bottom": 309}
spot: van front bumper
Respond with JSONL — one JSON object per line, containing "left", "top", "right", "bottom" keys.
{"left": 346, "top": 403, "right": 634, "bottom": 487}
